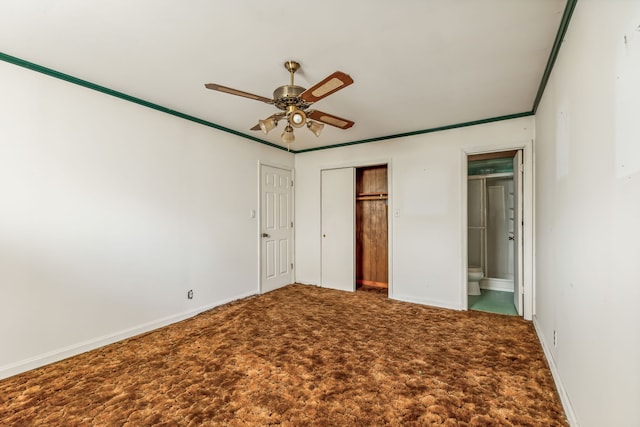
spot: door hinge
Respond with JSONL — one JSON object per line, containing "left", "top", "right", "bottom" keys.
{"left": 291, "top": 263, "right": 294, "bottom": 269}
{"left": 291, "top": 221, "right": 294, "bottom": 228}
{"left": 291, "top": 180, "right": 293, "bottom": 187}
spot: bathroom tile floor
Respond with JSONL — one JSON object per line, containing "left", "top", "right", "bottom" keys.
{"left": 469, "top": 289, "right": 518, "bottom": 316}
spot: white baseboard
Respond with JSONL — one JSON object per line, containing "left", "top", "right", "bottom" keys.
{"left": 291, "top": 281, "right": 317, "bottom": 286}
{"left": 0, "top": 290, "right": 257, "bottom": 381}
{"left": 392, "top": 293, "right": 462, "bottom": 311}
{"left": 533, "top": 316, "right": 579, "bottom": 427}
{"left": 480, "top": 277, "right": 514, "bottom": 292}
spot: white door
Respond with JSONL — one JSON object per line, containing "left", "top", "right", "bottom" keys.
{"left": 260, "top": 165, "right": 294, "bottom": 293}
{"left": 513, "top": 151, "right": 524, "bottom": 315}
{"left": 321, "top": 168, "right": 355, "bottom": 292}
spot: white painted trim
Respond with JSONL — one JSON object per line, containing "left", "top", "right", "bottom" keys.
{"left": 461, "top": 152, "right": 469, "bottom": 310}
{"left": 256, "top": 160, "right": 263, "bottom": 293}
{"left": 385, "top": 160, "right": 394, "bottom": 299}
{"left": 293, "top": 281, "right": 317, "bottom": 286}
{"left": 531, "top": 136, "right": 537, "bottom": 316}
{"left": 392, "top": 293, "right": 463, "bottom": 311}
{"left": 0, "top": 291, "right": 257, "bottom": 381}
{"left": 480, "top": 277, "right": 514, "bottom": 292}
{"left": 522, "top": 143, "right": 534, "bottom": 320}
{"left": 533, "top": 316, "right": 579, "bottom": 427}
{"left": 291, "top": 166, "right": 296, "bottom": 283}
{"left": 318, "top": 157, "right": 392, "bottom": 171}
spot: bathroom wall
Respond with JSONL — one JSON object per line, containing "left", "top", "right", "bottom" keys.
{"left": 467, "top": 178, "right": 484, "bottom": 269}
{"left": 485, "top": 177, "right": 514, "bottom": 282}
{"left": 467, "top": 175, "right": 515, "bottom": 293}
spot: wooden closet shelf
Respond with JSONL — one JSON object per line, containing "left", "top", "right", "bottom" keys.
{"left": 356, "top": 192, "right": 388, "bottom": 201}
{"left": 356, "top": 195, "right": 388, "bottom": 201}
{"left": 357, "top": 192, "right": 388, "bottom": 197}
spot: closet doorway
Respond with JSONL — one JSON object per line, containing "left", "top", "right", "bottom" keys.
{"left": 355, "top": 165, "right": 388, "bottom": 296}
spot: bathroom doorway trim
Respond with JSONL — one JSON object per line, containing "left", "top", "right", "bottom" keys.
{"left": 461, "top": 140, "right": 534, "bottom": 320}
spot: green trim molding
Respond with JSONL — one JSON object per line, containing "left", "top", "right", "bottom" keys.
{"left": 294, "top": 112, "right": 533, "bottom": 154}
{"left": 300, "top": 0, "right": 577, "bottom": 153}
{"left": 0, "top": 0, "right": 576, "bottom": 154}
{"left": 532, "top": 0, "right": 578, "bottom": 113}
{"left": 0, "top": 51, "right": 287, "bottom": 152}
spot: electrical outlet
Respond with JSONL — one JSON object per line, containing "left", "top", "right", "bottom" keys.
{"left": 553, "top": 330, "right": 557, "bottom": 347}
{"left": 187, "top": 289, "right": 193, "bottom": 300}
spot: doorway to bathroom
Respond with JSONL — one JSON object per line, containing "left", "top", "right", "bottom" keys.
{"left": 466, "top": 150, "right": 523, "bottom": 316}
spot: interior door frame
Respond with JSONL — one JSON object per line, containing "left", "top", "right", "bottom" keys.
{"left": 258, "top": 162, "right": 295, "bottom": 294}
{"left": 319, "top": 158, "right": 393, "bottom": 296}
{"left": 461, "top": 141, "right": 534, "bottom": 320}
{"left": 513, "top": 150, "right": 524, "bottom": 315}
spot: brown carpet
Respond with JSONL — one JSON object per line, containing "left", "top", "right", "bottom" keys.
{"left": 0, "top": 284, "right": 567, "bottom": 426}
{"left": 356, "top": 283, "right": 389, "bottom": 297}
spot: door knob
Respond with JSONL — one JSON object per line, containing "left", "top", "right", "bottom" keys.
{"left": 262, "top": 233, "right": 270, "bottom": 238}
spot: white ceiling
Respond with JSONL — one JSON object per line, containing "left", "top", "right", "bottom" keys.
{"left": 0, "top": 0, "right": 568, "bottom": 152}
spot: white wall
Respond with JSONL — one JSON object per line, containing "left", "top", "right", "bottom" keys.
{"left": 534, "top": 1, "right": 640, "bottom": 426}
{"left": 295, "top": 117, "right": 534, "bottom": 312}
{"left": 0, "top": 60, "right": 293, "bottom": 378}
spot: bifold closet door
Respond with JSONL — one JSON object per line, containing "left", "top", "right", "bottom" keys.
{"left": 321, "top": 168, "right": 355, "bottom": 292}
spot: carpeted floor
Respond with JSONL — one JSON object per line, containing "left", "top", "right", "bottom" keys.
{"left": 356, "top": 283, "right": 389, "bottom": 296}
{"left": 0, "top": 284, "right": 567, "bottom": 426}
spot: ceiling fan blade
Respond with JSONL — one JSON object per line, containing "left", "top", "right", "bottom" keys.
{"left": 307, "top": 110, "right": 354, "bottom": 129}
{"left": 300, "top": 71, "right": 353, "bottom": 103}
{"left": 204, "top": 83, "right": 273, "bottom": 104}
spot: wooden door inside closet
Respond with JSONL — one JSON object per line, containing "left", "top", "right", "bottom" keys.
{"left": 355, "top": 165, "right": 388, "bottom": 290}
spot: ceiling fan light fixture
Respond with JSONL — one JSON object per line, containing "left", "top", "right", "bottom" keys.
{"left": 281, "top": 125, "right": 295, "bottom": 144}
{"left": 205, "top": 60, "right": 355, "bottom": 146}
{"left": 259, "top": 117, "right": 278, "bottom": 134}
{"left": 288, "top": 108, "right": 307, "bottom": 128}
{"left": 307, "top": 120, "right": 324, "bottom": 137}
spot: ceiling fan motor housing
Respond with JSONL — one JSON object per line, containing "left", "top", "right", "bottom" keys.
{"left": 273, "top": 85, "right": 311, "bottom": 111}
{"left": 205, "top": 59, "right": 355, "bottom": 139}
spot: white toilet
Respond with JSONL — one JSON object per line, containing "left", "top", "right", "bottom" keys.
{"left": 468, "top": 267, "right": 484, "bottom": 295}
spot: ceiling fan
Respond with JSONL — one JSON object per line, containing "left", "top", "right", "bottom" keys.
{"left": 205, "top": 61, "right": 354, "bottom": 149}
